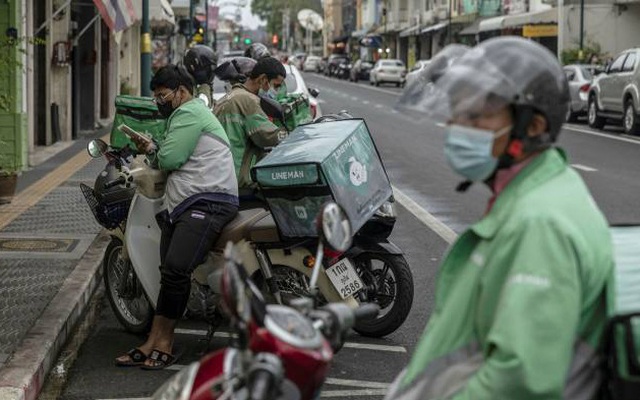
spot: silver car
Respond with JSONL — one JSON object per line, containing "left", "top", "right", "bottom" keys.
{"left": 369, "top": 59, "right": 407, "bottom": 87}
{"left": 563, "top": 65, "right": 593, "bottom": 122}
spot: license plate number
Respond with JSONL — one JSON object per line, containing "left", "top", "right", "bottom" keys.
{"left": 326, "top": 258, "right": 364, "bottom": 299}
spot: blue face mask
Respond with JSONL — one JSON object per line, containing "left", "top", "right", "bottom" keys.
{"left": 444, "top": 124, "right": 511, "bottom": 182}
{"left": 259, "top": 81, "right": 278, "bottom": 100}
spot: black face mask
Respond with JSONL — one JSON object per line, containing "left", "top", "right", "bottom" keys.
{"left": 157, "top": 102, "right": 175, "bottom": 118}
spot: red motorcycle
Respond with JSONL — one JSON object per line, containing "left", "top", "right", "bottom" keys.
{"left": 151, "top": 202, "right": 380, "bottom": 400}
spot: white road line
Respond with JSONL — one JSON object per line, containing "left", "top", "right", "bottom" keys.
{"left": 571, "top": 164, "right": 598, "bottom": 172}
{"left": 375, "top": 104, "right": 383, "bottom": 108}
{"left": 309, "top": 73, "right": 400, "bottom": 96}
{"left": 321, "top": 389, "right": 388, "bottom": 397}
{"left": 175, "top": 328, "right": 406, "bottom": 353}
{"left": 317, "top": 98, "right": 326, "bottom": 104}
{"left": 325, "top": 378, "right": 390, "bottom": 389}
{"left": 363, "top": 100, "right": 370, "bottom": 105}
{"left": 564, "top": 124, "right": 640, "bottom": 145}
{"left": 166, "top": 364, "right": 186, "bottom": 371}
{"left": 343, "top": 342, "right": 406, "bottom": 353}
{"left": 351, "top": 96, "right": 359, "bottom": 101}
{"left": 392, "top": 185, "right": 458, "bottom": 244}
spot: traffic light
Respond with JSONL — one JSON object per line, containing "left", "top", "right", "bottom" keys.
{"left": 272, "top": 34, "right": 279, "bottom": 45}
{"left": 233, "top": 35, "right": 239, "bottom": 43}
{"left": 244, "top": 38, "right": 252, "bottom": 45}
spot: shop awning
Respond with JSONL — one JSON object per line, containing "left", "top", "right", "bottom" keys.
{"left": 400, "top": 24, "right": 421, "bottom": 38}
{"left": 150, "top": 0, "right": 175, "bottom": 27}
{"left": 360, "top": 35, "right": 383, "bottom": 48}
{"left": 503, "top": 8, "right": 557, "bottom": 27}
{"left": 478, "top": 8, "right": 557, "bottom": 32}
{"left": 478, "top": 16, "right": 505, "bottom": 32}
{"left": 93, "top": 0, "right": 139, "bottom": 32}
{"left": 458, "top": 18, "right": 482, "bottom": 36}
{"left": 421, "top": 21, "right": 449, "bottom": 34}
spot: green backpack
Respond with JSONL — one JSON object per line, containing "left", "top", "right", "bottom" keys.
{"left": 110, "top": 95, "right": 167, "bottom": 151}
{"left": 604, "top": 225, "right": 640, "bottom": 399}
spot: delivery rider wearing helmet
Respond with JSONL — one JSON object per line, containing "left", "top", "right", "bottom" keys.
{"left": 387, "top": 37, "right": 614, "bottom": 400}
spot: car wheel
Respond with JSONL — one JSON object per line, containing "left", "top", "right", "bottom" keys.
{"left": 587, "top": 96, "right": 606, "bottom": 129}
{"left": 375, "top": 80, "right": 380, "bottom": 87}
{"left": 624, "top": 100, "right": 640, "bottom": 135}
{"left": 565, "top": 106, "right": 578, "bottom": 123}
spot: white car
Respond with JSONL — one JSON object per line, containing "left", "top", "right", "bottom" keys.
{"left": 405, "top": 60, "right": 432, "bottom": 86}
{"left": 369, "top": 59, "right": 407, "bottom": 87}
{"left": 303, "top": 55, "right": 322, "bottom": 72}
{"left": 284, "top": 64, "right": 322, "bottom": 119}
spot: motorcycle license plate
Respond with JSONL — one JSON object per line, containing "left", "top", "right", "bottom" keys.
{"left": 326, "top": 258, "right": 364, "bottom": 299}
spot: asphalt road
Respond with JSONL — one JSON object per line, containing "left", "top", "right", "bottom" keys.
{"left": 51, "top": 72, "right": 640, "bottom": 400}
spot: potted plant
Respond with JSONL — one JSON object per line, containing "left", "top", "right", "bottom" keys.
{"left": 0, "top": 138, "right": 19, "bottom": 205}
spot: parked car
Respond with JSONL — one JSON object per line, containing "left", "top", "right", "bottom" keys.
{"left": 325, "top": 54, "right": 350, "bottom": 77}
{"left": 291, "top": 53, "right": 306, "bottom": 70}
{"left": 283, "top": 64, "right": 322, "bottom": 119}
{"left": 369, "top": 59, "right": 407, "bottom": 87}
{"left": 405, "top": 60, "right": 432, "bottom": 86}
{"left": 349, "top": 59, "right": 374, "bottom": 82}
{"left": 303, "top": 55, "right": 322, "bottom": 72}
{"left": 318, "top": 57, "right": 328, "bottom": 73}
{"left": 563, "top": 65, "right": 593, "bottom": 122}
{"left": 588, "top": 48, "right": 640, "bottom": 135}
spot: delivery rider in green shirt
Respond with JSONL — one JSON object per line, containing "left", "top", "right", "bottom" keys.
{"left": 387, "top": 37, "right": 613, "bottom": 400}
{"left": 214, "top": 56, "right": 287, "bottom": 190}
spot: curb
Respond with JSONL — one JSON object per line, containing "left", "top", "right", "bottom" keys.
{"left": 0, "top": 232, "right": 110, "bottom": 400}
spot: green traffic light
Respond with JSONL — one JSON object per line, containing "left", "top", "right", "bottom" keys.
{"left": 244, "top": 38, "right": 252, "bottom": 45}
{"left": 233, "top": 36, "right": 239, "bottom": 43}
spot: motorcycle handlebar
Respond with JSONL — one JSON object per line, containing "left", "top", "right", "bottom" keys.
{"left": 250, "top": 370, "right": 274, "bottom": 400}
{"left": 353, "top": 303, "right": 380, "bottom": 323}
{"left": 103, "top": 176, "right": 126, "bottom": 189}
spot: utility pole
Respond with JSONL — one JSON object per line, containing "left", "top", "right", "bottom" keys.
{"left": 579, "top": 0, "right": 585, "bottom": 60}
{"left": 141, "top": 0, "right": 151, "bottom": 96}
{"left": 190, "top": 0, "right": 196, "bottom": 38}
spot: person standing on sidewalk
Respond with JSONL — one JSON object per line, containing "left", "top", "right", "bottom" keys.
{"left": 387, "top": 37, "right": 613, "bottom": 399}
{"left": 115, "top": 64, "right": 239, "bottom": 370}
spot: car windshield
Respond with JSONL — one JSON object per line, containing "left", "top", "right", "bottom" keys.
{"left": 580, "top": 67, "right": 593, "bottom": 80}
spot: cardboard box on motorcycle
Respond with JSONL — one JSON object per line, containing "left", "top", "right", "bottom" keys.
{"left": 252, "top": 118, "right": 393, "bottom": 238}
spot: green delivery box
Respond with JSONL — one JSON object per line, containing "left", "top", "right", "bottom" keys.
{"left": 110, "top": 95, "right": 167, "bottom": 151}
{"left": 275, "top": 93, "right": 313, "bottom": 131}
{"left": 251, "top": 119, "right": 392, "bottom": 238}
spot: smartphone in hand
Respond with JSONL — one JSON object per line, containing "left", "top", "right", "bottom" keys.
{"left": 118, "top": 124, "right": 156, "bottom": 153}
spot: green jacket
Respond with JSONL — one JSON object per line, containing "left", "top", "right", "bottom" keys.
{"left": 213, "top": 84, "right": 285, "bottom": 188}
{"left": 386, "top": 148, "right": 613, "bottom": 400}
{"left": 152, "top": 98, "right": 238, "bottom": 216}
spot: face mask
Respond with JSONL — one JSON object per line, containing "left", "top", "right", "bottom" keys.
{"left": 259, "top": 84, "right": 278, "bottom": 100}
{"left": 157, "top": 102, "right": 175, "bottom": 118}
{"left": 444, "top": 124, "right": 511, "bottom": 182}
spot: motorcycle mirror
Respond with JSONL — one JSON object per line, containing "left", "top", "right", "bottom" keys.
{"left": 318, "top": 202, "right": 352, "bottom": 252}
{"left": 87, "top": 139, "right": 108, "bottom": 158}
{"left": 260, "top": 95, "right": 285, "bottom": 121}
{"left": 221, "top": 243, "right": 251, "bottom": 323}
{"left": 308, "top": 88, "right": 320, "bottom": 98}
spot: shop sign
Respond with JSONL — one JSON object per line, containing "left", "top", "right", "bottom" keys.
{"left": 522, "top": 24, "right": 558, "bottom": 37}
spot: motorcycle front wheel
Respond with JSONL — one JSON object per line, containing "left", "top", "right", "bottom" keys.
{"left": 103, "top": 238, "right": 153, "bottom": 335}
{"left": 353, "top": 253, "right": 414, "bottom": 338}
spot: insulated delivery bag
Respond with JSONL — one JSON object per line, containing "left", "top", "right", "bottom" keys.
{"left": 110, "top": 95, "right": 167, "bottom": 151}
{"left": 251, "top": 118, "right": 393, "bottom": 238}
{"left": 604, "top": 225, "right": 640, "bottom": 399}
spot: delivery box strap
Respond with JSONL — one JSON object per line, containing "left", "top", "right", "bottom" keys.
{"left": 116, "top": 107, "right": 164, "bottom": 120}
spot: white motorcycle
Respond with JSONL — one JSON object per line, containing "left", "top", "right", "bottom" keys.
{"left": 81, "top": 138, "right": 412, "bottom": 338}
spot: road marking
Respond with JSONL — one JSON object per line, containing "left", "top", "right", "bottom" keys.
{"left": 571, "top": 164, "right": 598, "bottom": 172}
{"left": 175, "top": 329, "right": 407, "bottom": 353}
{"left": 343, "top": 342, "right": 406, "bottom": 353}
{"left": 392, "top": 185, "right": 458, "bottom": 244}
{"left": 351, "top": 96, "right": 359, "bottom": 101}
{"left": 325, "top": 378, "right": 390, "bottom": 389}
{"left": 322, "top": 389, "right": 388, "bottom": 397}
{"left": 309, "top": 73, "right": 400, "bottom": 96}
{"left": 363, "top": 100, "right": 370, "bottom": 105}
{"left": 317, "top": 98, "right": 326, "bottom": 104}
{"left": 564, "top": 124, "right": 640, "bottom": 145}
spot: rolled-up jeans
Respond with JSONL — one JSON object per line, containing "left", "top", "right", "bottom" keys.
{"left": 155, "top": 201, "right": 238, "bottom": 319}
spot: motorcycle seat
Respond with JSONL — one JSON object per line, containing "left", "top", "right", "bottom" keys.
{"left": 215, "top": 207, "right": 280, "bottom": 247}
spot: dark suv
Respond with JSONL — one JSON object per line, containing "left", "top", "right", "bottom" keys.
{"left": 324, "top": 54, "right": 350, "bottom": 77}
{"left": 588, "top": 48, "right": 640, "bottom": 135}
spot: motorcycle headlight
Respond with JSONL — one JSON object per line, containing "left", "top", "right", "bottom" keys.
{"left": 151, "top": 362, "right": 199, "bottom": 400}
{"left": 375, "top": 200, "right": 396, "bottom": 219}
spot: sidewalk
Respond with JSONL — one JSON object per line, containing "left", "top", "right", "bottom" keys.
{"left": 0, "top": 132, "right": 111, "bottom": 400}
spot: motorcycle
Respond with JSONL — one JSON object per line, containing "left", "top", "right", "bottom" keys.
{"left": 150, "top": 202, "right": 381, "bottom": 400}
{"left": 80, "top": 109, "right": 412, "bottom": 339}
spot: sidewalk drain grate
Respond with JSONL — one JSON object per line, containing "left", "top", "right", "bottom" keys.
{"left": 0, "top": 238, "right": 80, "bottom": 253}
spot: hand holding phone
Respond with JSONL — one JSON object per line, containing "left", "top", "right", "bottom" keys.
{"left": 118, "top": 124, "right": 157, "bottom": 154}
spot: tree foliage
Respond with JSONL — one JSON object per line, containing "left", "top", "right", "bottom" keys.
{"left": 251, "top": 0, "right": 322, "bottom": 44}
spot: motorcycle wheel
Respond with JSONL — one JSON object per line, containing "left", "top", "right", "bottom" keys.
{"left": 353, "top": 253, "right": 413, "bottom": 338}
{"left": 103, "top": 238, "right": 153, "bottom": 335}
